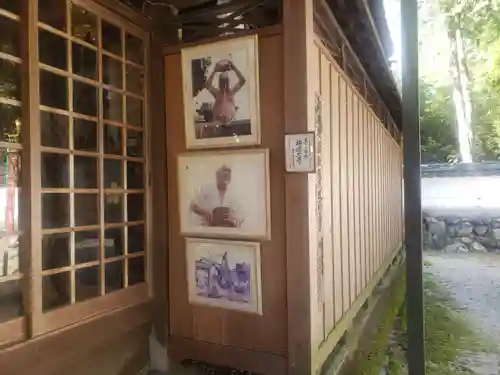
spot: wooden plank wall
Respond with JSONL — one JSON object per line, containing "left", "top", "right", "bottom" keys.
{"left": 311, "top": 38, "right": 403, "bottom": 348}
{"left": 165, "top": 33, "right": 288, "bottom": 363}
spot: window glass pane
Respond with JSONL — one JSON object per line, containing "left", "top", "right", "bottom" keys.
{"left": 40, "top": 70, "right": 68, "bottom": 110}
{"left": 75, "top": 266, "right": 100, "bottom": 302}
{"left": 102, "top": 21, "right": 122, "bottom": 56}
{"left": 0, "top": 103, "right": 21, "bottom": 144}
{"left": 0, "top": 0, "right": 20, "bottom": 14}
{"left": 71, "top": 4, "right": 97, "bottom": 45}
{"left": 127, "top": 161, "right": 144, "bottom": 189}
{"left": 128, "top": 225, "right": 144, "bottom": 253}
{"left": 0, "top": 279, "right": 23, "bottom": 322}
{"left": 74, "top": 194, "right": 98, "bottom": 227}
{"left": 42, "top": 233, "right": 70, "bottom": 271}
{"left": 74, "top": 156, "right": 97, "bottom": 189}
{"left": 104, "top": 159, "right": 123, "bottom": 189}
{"left": 73, "top": 81, "right": 97, "bottom": 117}
{"left": 104, "top": 227, "right": 124, "bottom": 258}
{"left": 127, "top": 194, "right": 144, "bottom": 222}
{"left": 105, "top": 260, "right": 123, "bottom": 293}
{"left": 104, "top": 124, "right": 123, "bottom": 155}
{"left": 128, "top": 256, "right": 145, "bottom": 286}
{"left": 126, "top": 96, "right": 143, "bottom": 127}
{"left": 126, "top": 33, "right": 143, "bottom": 65}
{"left": 126, "top": 129, "right": 143, "bottom": 157}
{"left": 103, "top": 55, "right": 122, "bottom": 89}
{"left": 74, "top": 119, "right": 97, "bottom": 152}
{"left": 0, "top": 149, "right": 21, "bottom": 229}
{"left": 38, "top": 0, "right": 66, "bottom": 30}
{"left": 75, "top": 231, "right": 99, "bottom": 264}
{"left": 42, "top": 153, "right": 68, "bottom": 188}
{"left": 126, "top": 65, "right": 143, "bottom": 95}
{"left": 39, "top": 30, "right": 67, "bottom": 70}
{"left": 41, "top": 111, "right": 69, "bottom": 149}
{"left": 43, "top": 272, "right": 70, "bottom": 312}
{"left": 0, "top": 15, "right": 20, "bottom": 56}
{"left": 72, "top": 43, "right": 97, "bottom": 80}
{"left": 103, "top": 91, "right": 123, "bottom": 122}
{"left": 42, "top": 193, "right": 69, "bottom": 229}
{"left": 0, "top": 147, "right": 22, "bottom": 322}
{"left": 105, "top": 194, "right": 123, "bottom": 223}
{"left": 0, "top": 60, "right": 21, "bottom": 100}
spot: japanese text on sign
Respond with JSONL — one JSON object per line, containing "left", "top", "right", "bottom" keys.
{"left": 285, "top": 133, "right": 315, "bottom": 172}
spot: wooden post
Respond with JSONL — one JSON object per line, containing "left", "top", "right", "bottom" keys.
{"left": 283, "top": 0, "right": 314, "bottom": 374}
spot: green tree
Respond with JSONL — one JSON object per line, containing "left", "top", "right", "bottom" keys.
{"left": 419, "top": 81, "right": 460, "bottom": 163}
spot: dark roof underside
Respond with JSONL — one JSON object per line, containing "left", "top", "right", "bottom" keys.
{"left": 326, "top": 0, "right": 401, "bottom": 128}
{"left": 118, "top": 0, "right": 400, "bottom": 128}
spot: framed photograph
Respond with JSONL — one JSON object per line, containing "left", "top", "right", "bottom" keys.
{"left": 178, "top": 149, "right": 271, "bottom": 240}
{"left": 186, "top": 238, "right": 262, "bottom": 315}
{"left": 181, "top": 35, "right": 260, "bottom": 149}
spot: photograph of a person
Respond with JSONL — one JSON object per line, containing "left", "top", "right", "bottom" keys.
{"left": 178, "top": 150, "right": 270, "bottom": 239}
{"left": 185, "top": 238, "right": 262, "bottom": 314}
{"left": 181, "top": 35, "right": 260, "bottom": 148}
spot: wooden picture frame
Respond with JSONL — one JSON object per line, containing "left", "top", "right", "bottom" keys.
{"left": 177, "top": 149, "right": 271, "bottom": 240}
{"left": 185, "top": 238, "right": 262, "bottom": 315}
{"left": 181, "top": 35, "right": 260, "bottom": 149}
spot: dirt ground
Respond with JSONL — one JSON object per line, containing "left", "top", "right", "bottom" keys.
{"left": 425, "top": 252, "right": 500, "bottom": 375}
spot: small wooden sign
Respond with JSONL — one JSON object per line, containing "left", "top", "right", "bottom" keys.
{"left": 285, "top": 132, "right": 316, "bottom": 173}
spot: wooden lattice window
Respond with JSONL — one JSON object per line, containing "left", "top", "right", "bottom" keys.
{"left": 0, "top": 0, "right": 151, "bottom": 344}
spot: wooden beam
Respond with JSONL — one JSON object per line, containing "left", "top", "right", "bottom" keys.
{"left": 283, "top": 0, "right": 313, "bottom": 374}
{"left": 93, "top": 0, "right": 152, "bottom": 30}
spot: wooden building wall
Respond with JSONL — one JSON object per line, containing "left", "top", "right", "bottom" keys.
{"left": 164, "top": 32, "right": 288, "bottom": 374}
{"left": 309, "top": 38, "right": 403, "bottom": 367}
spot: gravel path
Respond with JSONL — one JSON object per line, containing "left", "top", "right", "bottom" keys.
{"left": 425, "top": 252, "right": 500, "bottom": 374}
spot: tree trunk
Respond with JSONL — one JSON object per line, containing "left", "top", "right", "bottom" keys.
{"left": 448, "top": 25, "right": 473, "bottom": 162}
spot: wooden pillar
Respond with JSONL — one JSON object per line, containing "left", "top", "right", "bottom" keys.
{"left": 283, "top": 0, "right": 315, "bottom": 374}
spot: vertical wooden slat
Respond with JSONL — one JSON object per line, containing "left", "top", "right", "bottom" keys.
{"left": 377, "top": 121, "right": 382, "bottom": 269}
{"left": 312, "top": 42, "right": 324, "bottom": 345}
{"left": 360, "top": 104, "right": 367, "bottom": 291}
{"left": 356, "top": 96, "right": 362, "bottom": 294}
{"left": 22, "top": 0, "right": 43, "bottom": 336}
{"left": 346, "top": 86, "right": 355, "bottom": 305}
{"left": 284, "top": 0, "right": 314, "bottom": 371}
{"left": 66, "top": 2, "right": 76, "bottom": 303}
{"left": 370, "top": 114, "right": 376, "bottom": 278}
{"left": 320, "top": 50, "right": 334, "bottom": 335}
{"left": 352, "top": 94, "right": 360, "bottom": 297}
{"left": 384, "top": 130, "right": 388, "bottom": 258}
{"left": 330, "top": 69, "right": 343, "bottom": 323}
{"left": 97, "top": 15, "right": 106, "bottom": 297}
{"left": 338, "top": 77, "right": 349, "bottom": 313}
{"left": 149, "top": 33, "right": 168, "bottom": 345}
{"left": 375, "top": 120, "right": 380, "bottom": 270}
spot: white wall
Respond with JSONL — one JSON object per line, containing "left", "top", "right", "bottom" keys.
{"left": 421, "top": 176, "right": 500, "bottom": 212}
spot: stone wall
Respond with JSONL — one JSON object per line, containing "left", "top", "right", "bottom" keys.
{"left": 422, "top": 162, "right": 500, "bottom": 253}
{"left": 423, "top": 214, "right": 500, "bottom": 253}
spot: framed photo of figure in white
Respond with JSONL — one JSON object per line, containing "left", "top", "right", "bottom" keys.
{"left": 186, "top": 238, "right": 262, "bottom": 315}
{"left": 181, "top": 35, "right": 260, "bottom": 149}
{"left": 177, "top": 149, "right": 271, "bottom": 240}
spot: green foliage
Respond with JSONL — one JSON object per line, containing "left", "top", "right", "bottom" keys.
{"left": 350, "top": 269, "right": 406, "bottom": 375}
{"left": 418, "top": 0, "right": 500, "bottom": 162}
{"left": 419, "top": 82, "right": 460, "bottom": 163}
{"left": 384, "top": 270, "right": 496, "bottom": 375}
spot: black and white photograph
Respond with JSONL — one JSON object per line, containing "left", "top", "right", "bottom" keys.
{"left": 181, "top": 35, "right": 260, "bottom": 148}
